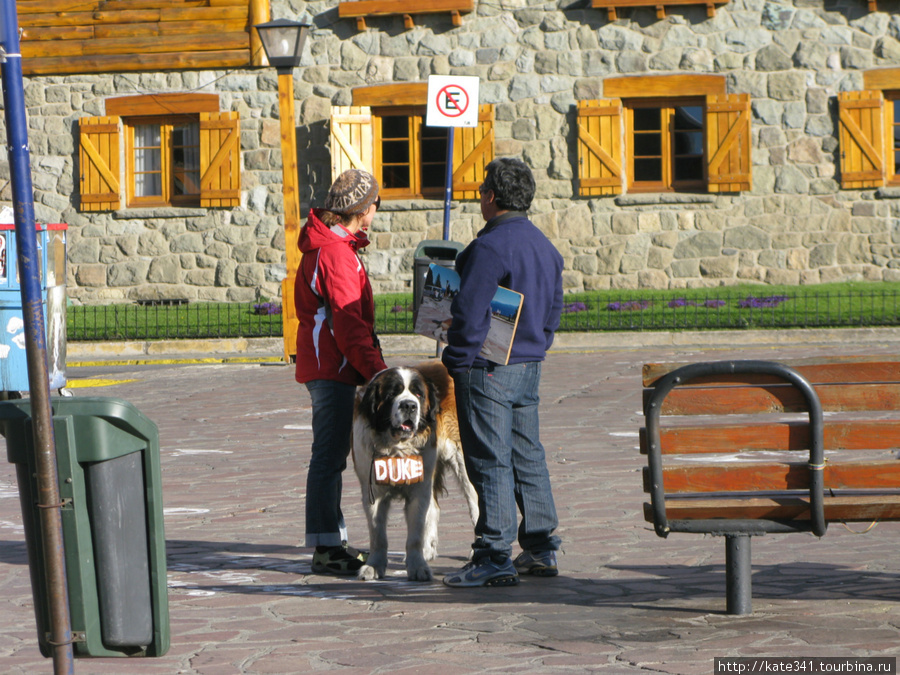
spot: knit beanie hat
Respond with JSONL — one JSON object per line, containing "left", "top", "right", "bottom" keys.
{"left": 324, "top": 169, "right": 379, "bottom": 216}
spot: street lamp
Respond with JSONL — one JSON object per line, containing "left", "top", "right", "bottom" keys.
{"left": 254, "top": 19, "right": 309, "bottom": 363}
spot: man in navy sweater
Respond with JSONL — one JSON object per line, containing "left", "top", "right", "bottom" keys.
{"left": 442, "top": 157, "right": 564, "bottom": 588}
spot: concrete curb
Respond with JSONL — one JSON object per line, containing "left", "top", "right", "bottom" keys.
{"left": 65, "top": 326, "right": 900, "bottom": 364}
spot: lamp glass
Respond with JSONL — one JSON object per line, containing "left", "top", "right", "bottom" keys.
{"left": 255, "top": 20, "right": 309, "bottom": 69}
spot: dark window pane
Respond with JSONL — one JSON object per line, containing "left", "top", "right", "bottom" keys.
{"left": 422, "top": 137, "right": 447, "bottom": 157}
{"left": 894, "top": 105, "right": 900, "bottom": 124}
{"left": 893, "top": 125, "right": 900, "bottom": 149}
{"left": 895, "top": 150, "right": 900, "bottom": 175}
{"left": 674, "top": 106, "right": 703, "bottom": 131}
{"left": 421, "top": 164, "right": 445, "bottom": 188}
{"left": 382, "top": 139, "right": 409, "bottom": 164}
{"left": 633, "top": 107, "right": 661, "bottom": 132}
{"left": 634, "top": 157, "right": 662, "bottom": 182}
{"left": 674, "top": 156, "right": 704, "bottom": 182}
{"left": 674, "top": 131, "right": 704, "bottom": 156}
{"left": 381, "top": 116, "right": 408, "bottom": 139}
{"left": 634, "top": 133, "right": 661, "bottom": 156}
{"left": 382, "top": 165, "right": 410, "bottom": 189}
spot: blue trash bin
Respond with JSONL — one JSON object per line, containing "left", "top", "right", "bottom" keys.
{"left": 0, "top": 222, "right": 67, "bottom": 391}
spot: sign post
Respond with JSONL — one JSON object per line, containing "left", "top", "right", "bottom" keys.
{"left": 426, "top": 75, "right": 480, "bottom": 241}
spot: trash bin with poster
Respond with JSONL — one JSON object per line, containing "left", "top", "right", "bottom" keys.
{"left": 0, "top": 217, "right": 67, "bottom": 393}
{"left": 412, "top": 239, "right": 465, "bottom": 324}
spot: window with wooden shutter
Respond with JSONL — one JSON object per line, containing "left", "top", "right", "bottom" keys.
{"left": 707, "top": 93, "right": 752, "bottom": 193}
{"left": 331, "top": 105, "right": 374, "bottom": 178}
{"left": 200, "top": 111, "right": 241, "bottom": 208}
{"left": 452, "top": 104, "right": 494, "bottom": 200}
{"left": 78, "top": 116, "right": 121, "bottom": 211}
{"left": 335, "top": 89, "right": 495, "bottom": 201}
{"left": 838, "top": 90, "right": 885, "bottom": 189}
{"left": 577, "top": 99, "right": 623, "bottom": 196}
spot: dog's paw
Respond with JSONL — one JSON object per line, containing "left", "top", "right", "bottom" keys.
{"left": 357, "top": 563, "right": 385, "bottom": 581}
{"left": 406, "top": 562, "right": 433, "bottom": 582}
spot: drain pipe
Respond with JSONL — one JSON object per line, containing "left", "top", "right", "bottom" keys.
{"left": 0, "top": 2, "right": 74, "bottom": 673}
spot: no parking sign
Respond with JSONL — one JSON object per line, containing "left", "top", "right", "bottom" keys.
{"left": 426, "top": 75, "right": 480, "bottom": 128}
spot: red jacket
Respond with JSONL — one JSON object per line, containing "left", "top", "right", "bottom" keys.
{"left": 294, "top": 209, "right": 387, "bottom": 386}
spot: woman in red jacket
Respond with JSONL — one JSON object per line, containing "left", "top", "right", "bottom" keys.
{"left": 294, "top": 169, "right": 387, "bottom": 575}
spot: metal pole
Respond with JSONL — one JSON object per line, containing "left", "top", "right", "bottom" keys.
{"left": 442, "top": 126, "right": 454, "bottom": 241}
{"left": 0, "top": 1, "right": 74, "bottom": 672}
{"left": 725, "top": 534, "right": 752, "bottom": 615}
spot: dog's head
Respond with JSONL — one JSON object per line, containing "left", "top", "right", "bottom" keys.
{"left": 358, "top": 367, "right": 439, "bottom": 441}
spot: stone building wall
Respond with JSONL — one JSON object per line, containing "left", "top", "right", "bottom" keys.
{"left": 4, "top": 0, "right": 900, "bottom": 303}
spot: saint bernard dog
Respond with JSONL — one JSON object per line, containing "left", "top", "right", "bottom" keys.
{"left": 352, "top": 361, "right": 478, "bottom": 581}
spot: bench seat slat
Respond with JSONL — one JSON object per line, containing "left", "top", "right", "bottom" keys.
{"left": 643, "top": 494, "right": 900, "bottom": 523}
{"left": 647, "top": 382, "right": 900, "bottom": 415}
{"left": 640, "top": 419, "right": 900, "bottom": 454}
{"left": 642, "top": 358, "right": 900, "bottom": 387}
{"left": 644, "top": 460, "right": 900, "bottom": 493}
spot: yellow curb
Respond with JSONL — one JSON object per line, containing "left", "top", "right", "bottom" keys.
{"left": 66, "top": 378, "right": 138, "bottom": 388}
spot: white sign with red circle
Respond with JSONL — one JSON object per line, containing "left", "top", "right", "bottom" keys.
{"left": 426, "top": 75, "right": 480, "bottom": 128}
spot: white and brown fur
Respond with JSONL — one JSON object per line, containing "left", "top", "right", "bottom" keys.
{"left": 352, "top": 361, "right": 478, "bottom": 581}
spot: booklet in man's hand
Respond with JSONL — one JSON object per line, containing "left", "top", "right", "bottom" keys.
{"left": 414, "top": 263, "right": 523, "bottom": 365}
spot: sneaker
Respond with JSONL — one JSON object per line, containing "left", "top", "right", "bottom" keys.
{"left": 311, "top": 545, "right": 368, "bottom": 576}
{"left": 443, "top": 556, "right": 519, "bottom": 588}
{"left": 513, "top": 550, "right": 558, "bottom": 577}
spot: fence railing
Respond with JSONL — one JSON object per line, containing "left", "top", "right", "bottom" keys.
{"left": 66, "top": 289, "right": 900, "bottom": 342}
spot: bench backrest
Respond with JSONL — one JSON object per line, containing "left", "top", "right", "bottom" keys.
{"left": 640, "top": 357, "right": 900, "bottom": 538}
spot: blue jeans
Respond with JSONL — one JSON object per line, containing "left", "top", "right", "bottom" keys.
{"left": 453, "top": 362, "right": 560, "bottom": 562}
{"left": 304, "top": 380, "right": 357, "bottom": 548}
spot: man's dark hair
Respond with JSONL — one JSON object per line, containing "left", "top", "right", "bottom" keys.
{"left": 482, "top": 157, "right": 535, "bottom": 212}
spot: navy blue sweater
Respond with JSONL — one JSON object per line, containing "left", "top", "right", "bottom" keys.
{"left": 442, "top": 211, "right": 564, "bottom": 375}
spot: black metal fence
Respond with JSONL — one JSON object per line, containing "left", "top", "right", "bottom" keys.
{"left": 66, "top": 288, "right": 900, "bottom": 342}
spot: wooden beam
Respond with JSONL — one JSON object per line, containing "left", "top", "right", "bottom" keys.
{"left": 338, "top": 0, "right": 474, "bottom": 18}
{"left": 604, "top": 73, "right": 726, "bottom": 98}
{"left": 352, "top": 82, "right": 429, "bottom": 107}
{"left": 105, "top": 93, "right": 220, "bottom": 116}
{"left": 22, "top": 49, "right": 249, "bottom": 76}
{"left": 23, "top": 32, "right": 248, "bottom": 59}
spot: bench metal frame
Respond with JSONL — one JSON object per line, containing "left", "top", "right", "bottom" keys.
{"left": 643, "top": 360, "right": 826, "bottom": 614}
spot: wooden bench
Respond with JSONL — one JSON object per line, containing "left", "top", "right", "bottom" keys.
{"left": 640, "top": 357, "right": 900, "bottom": 615}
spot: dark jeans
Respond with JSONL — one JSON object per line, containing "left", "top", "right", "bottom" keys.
{"left": 304, "top": 379, "right": 357, "bottom": 548}
{"left": 453, "top": 362, "right": 560, "bottom": 562}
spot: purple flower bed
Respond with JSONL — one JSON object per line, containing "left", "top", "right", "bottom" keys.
{"left": 668, "top": 298, "right": 727, "bottom": 309}
{"left": 738, "top": 295, "right": 790, "bottom": 309}
{"left": 252, "top": 302, "right": 282, "bottom": 315}
{"left": 390, "top": 304, "right": 413, "bottom": 313}
{"left": 607, "top": 300, "right": 652, "bottom": 311}
{"left": 563, "top": 301, "right": 589, "bottom": 314}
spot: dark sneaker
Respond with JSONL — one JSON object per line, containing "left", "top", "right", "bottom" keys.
{"left": 513, "top": 550, "right": 558, "bottom": 577}
{"left": 443, "top": 556, "right": 519, "bottom": 588}
{"left": 311, "top": 545, "right": 368, "bottom": 576}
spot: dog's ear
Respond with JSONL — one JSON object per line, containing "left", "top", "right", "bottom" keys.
{"left": 425, "top": 378, "right": 440, "bottom": 424}
{"left": 360, "top": 375, "right": 381, "bottom": 421}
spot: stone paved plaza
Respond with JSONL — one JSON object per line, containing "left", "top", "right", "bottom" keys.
{"left": 1, "top": 330, "right": 899, "bottom": 673}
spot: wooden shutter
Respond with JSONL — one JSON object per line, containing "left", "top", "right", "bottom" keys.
{"left": 706, "top": 93, "right": 751, "bottom": 193}
{"left": 78, "top": 116, "right": 120, "bottom": 211}
{"left": 838, "top": 90, "right": 885, "bottom": 189}
{"left": 200, "top": 111, "right": 240, "bottom": 208}
{"left": 452, "top": 104, "right": 494, "bottom": 200}
{"left": 576, "top": 99, "right": 622, "bottom": 196}
{"left": 331, "top": 106, "right": 374, "bottom": 180}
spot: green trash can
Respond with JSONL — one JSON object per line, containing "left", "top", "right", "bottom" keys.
{"left": 0, "top": 396, "right": 169, "bottom": 658}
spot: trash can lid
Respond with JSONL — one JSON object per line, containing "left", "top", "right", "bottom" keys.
{"left": 413, "top": 239, "right": 466, "bottom": 259}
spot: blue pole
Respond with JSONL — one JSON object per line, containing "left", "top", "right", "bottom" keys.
{"left": 442, "top": 127, "right": 454, "bottom": 241}
{"left": 0, "top": 1, "right": 74, "bottom": 672}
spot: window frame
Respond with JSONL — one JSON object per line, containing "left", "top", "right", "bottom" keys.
{"left": 885, "top": 94, "right": 900, "bottom": 187}
{"left": 624, "top": 96, "right": 707, "bottom": 194}
{"left": 124, "top": 114, "right": 202, "bottom": 208}
{"left": 372, "top": 105, "right": 448, "bottom": 200}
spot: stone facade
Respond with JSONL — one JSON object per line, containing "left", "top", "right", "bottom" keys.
{"left": 5, "top": 0, "right": 900, "bottom": 303}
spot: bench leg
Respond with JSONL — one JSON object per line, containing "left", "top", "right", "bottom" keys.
{"left": 725, "top": 534, "right": 752, "bottom": 615}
